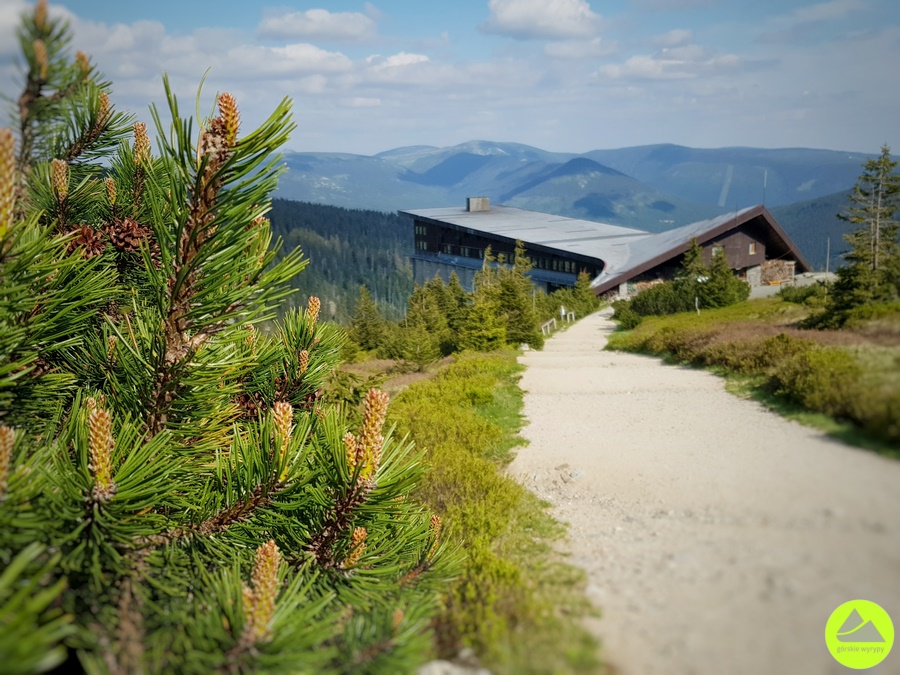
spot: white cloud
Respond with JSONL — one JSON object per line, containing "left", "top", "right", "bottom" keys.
{"left": 599, "top": 45, "right": 741, "bottom": 80}
{"left": 544, "top": 37, "right": 616, "bottom": 59}
{"left": 228, "top": 44, "right": 353, "bottom": 77}
{"left": 653, "top": 29, "right": 693, "bottom": 47}
{"left": 258, "top": 9, "right": 377, "bottom": 41}
{"left": 366, "top": 52, "right": 430, "bottom": 70}
{"left": 0, "top": 1, "right": 28, "bottom": 57}
{"left": 481, "top": 0, "right": 603, "bottom": 40}
{"left": 344, "top": 97, "right": 382, "bottom": 107}
{"left": 629, "top": 0, "right": 717, "bottom": 10}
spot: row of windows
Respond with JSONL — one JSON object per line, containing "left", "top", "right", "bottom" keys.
{"left": 416, "top": 238, "right": 586, "bottom": 275}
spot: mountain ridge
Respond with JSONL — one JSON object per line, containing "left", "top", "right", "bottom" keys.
{"left": 275, "top": 139, "right": 874, "bottom": 268}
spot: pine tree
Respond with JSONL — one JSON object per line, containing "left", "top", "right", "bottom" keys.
{"left": 572, "top": 269, "right": 601, "bottom": 317}
{"left": 1, "top": 3, "right": 452, "bottom": 672}
{"left": 444, "top": 271, "right": 471, "bottom": 334}
{"left": 703, "top": 247, "right": 750, "bottom": 307}
{"left": 350, "top": 284, "right": 384, "bottom": 351}
{"left": 496, "top": 241, "right": 543, "bottom": 349}
{"left": 459, "top": 248, "right": 506, "bottom": 351}
{"left": 831, "top": 145, "right": 900, "bottom": 312}
{"left": 400, "top": 285, "right": 445, "bottom": 370}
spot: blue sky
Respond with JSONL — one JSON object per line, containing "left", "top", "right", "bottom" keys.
{"left": 1, "top": 0, "right": 898, "bottom": 155}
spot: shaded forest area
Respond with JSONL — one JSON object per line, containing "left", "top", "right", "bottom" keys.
{"left": 269, "top": 199, "right": 413, "bottom": 322}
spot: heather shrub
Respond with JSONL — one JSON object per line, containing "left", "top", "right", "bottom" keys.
{"left": 774, "top": 348, "right": 864, "bottom": 418}
{"left": 611, "top": 300, "right": 642, "bottom": 329}
{"left": 779, "top": 283, "right": 829, "bottom": 306}
{"left": 630, "top": 281, "right": 693, "bottom": 316}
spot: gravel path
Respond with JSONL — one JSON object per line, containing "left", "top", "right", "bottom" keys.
{"left": 510, "top": 310, "right": 900, "bottom": 675}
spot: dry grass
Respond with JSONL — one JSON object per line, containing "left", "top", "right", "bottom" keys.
{"left": 341, "top": 356, "right": 456, "bottom": 397}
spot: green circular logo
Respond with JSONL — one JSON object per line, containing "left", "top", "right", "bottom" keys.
{"left": 826, "top": 600, "right": 894, "bottom": 669}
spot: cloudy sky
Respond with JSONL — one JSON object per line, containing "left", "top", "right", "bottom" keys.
{"left": 1, "top": 0, "right": 897, "bottom": 155}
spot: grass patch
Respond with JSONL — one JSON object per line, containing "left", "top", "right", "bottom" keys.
{"left": 388, "top": 350, "right": 600, "bottom": 674}
{"left": 608, "top": 299, "right": 900, "bottom": 454}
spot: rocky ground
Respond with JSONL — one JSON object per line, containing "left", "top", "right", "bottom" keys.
{"left": 509, "top": 310, "right": 900, "bottom": 675}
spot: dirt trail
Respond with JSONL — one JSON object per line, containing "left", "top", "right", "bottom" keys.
{"left": 510, "top": 310, "right": 900, "bottom": 675}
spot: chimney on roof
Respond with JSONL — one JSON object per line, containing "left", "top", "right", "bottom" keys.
{"left": 466, "top": 196, "right": 490, "bottom": 212}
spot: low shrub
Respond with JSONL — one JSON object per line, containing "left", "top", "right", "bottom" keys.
{"left": 779, "top": 283, "right": 829, "bottom": 306}
{"left": 703, "top": 333, "right": 817, "bottom": 375}
{"left": 774, "top": 347, "right": 863, "bottom": 419}
{"left": 611, "top": 300, "right": 642, "bottom": 329}
{"left": 630, "top": 281, "right": 693, "bottom": 316}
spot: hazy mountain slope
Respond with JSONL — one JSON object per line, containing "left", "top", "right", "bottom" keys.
{"left": 501, "top": 158, "right": 721, "bottom": 230}
{"left": 771, "top": 190, "right": 851, "bottom": 270}
{"left": 276, "top": 152, "right": 455, "bottom": 212}
{"left": 585, "top": 144, "right": 870, "bottom": 209}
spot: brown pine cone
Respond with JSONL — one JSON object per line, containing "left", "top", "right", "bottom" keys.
{"left": 68, "top": 225, "right": 106, "bottom": 258}
{"left": 107, "top": 217, "right": 149, "bottom": 252}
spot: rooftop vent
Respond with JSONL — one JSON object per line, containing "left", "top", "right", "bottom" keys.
{"left": 466, "top": 197, "right": 490, "bottom": 212}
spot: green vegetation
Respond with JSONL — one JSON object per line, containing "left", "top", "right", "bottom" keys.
{"left": 812, "top": 146, "right": 900, "bottom": 327}
{"left": 388, "top": 351, "right": 599, "bottom": 673}
{"left": 607, "top": 299, "right": 900, "bottom": 453}
{"left": 268, "top": 199, "right": 413, "bottom": 322}
{"left": 347, "top": 246, "right": 601, "bottom": 370}
{"left": 1, "top": 4, "right": 453, "bottom": 672}
{"left": 611, "top": 239, "right": 750, "bottom": 328}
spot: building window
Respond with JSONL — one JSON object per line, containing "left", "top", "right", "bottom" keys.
{"left": 748, "top": 242, "right": 757, "bottom": 255}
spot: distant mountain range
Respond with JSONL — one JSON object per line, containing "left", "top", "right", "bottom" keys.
{"left": 275, "top": 140, "right": 873, "bottom": 269}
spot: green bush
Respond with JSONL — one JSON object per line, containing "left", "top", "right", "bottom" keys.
{"left": 774, "top": 347, "right": 863, "bottom": 419}
{"left": 611, "top": 300, "right": 642, "bottom": 329}
{"left": 630, "top": 282, "right": 694, "bottom": 316}
{"left": 702, "top": 333, "right": 817, "bottom": 375}
{"left": 778, "top": 283, "right": 829, "bottom": 306}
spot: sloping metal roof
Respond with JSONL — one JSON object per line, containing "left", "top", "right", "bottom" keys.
{"left": 400, "top": 205, "right": 651, "bottom": 273}
{"left": 589, "top": 204, "right": 812, "bottom": 293}
{"left": 400, "top": 203, "right": 811, "bottom": 295}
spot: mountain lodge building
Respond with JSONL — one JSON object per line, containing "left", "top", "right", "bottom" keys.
{"left": 401, "top": 198, "right": 811, "bottom": 298}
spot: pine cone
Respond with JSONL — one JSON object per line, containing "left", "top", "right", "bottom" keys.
{"left": 68, "top": 225, "right": 106, "bottom": 258}
{"left": 233, "top": 392, "right": 264, "bottom": 421}
{"left": 107, "top": 217, "right": 149, "bottom": 252}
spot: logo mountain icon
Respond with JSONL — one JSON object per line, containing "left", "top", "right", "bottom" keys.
{"left": 836, "top": 609, "right": 886, "bottom": 643}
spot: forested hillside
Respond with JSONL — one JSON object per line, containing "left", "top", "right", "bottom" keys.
{"left": 269, "top": 199, "right": 412, "bottom": 322}
{"left": 772, "top": 190, "right": 851, "bottom": 270}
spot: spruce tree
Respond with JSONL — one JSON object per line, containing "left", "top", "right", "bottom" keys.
{"left": 703, "top": 248, "right": 750, "bottom": 307}
{"left": 496, "top": 241, "right": 543, "bottom": 349}
{"left": 400, "top": 285, "right": 445, "bottom": 370}
{"left": 572, "top": 269, "right": 601, "bottom": 317}
{"left": 444, "top": 272, "right": 471, "bottom": 335}
{"left": 349, "top": 284, "right": 384, "bottom": 351}
{"left": 0, "top": 3, "right": 452, "bottom": 672}
{"left": 831, "top": 145, "right": 900, "bottom": 313}
{"left": 459, "top": 247, "right": 506, "bottom": 351}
